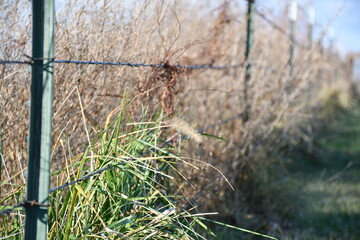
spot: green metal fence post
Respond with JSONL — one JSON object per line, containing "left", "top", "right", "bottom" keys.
{"left": 244, "top": 0, "right": 255, "bottom": 122}
{"left": 25, "top": 0, "right": 54, "bottom": 239}
{"left": 288, "top": 0, "right": 297, "bottom": 79}
{"left": 0, "top": 125, "right": 2, "bottom": 183}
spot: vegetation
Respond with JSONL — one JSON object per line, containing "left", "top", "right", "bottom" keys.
{"left": 1, "top": 0, "right": 357, "bottom": 239}
{"left": 0, "top": 98, "right": 277, "bottom": 239}
{"left": 1, "top": 100, "right": 217, "bottom": 239}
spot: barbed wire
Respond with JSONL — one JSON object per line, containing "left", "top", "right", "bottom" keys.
{"left": 0, "top": 203, "right": 23, "bottom": 215}
{"left": 0, "top": 58, "right": 244, "bottom": 70}
{"left": 54, "top": 59, "right": 244, "bottom": 70}
{"left": 0, "top": 57, "right": 279, "bottom": 74}
{"left": 0, "top": 112, "right": 242, "bottom": 216}
{"left": 0, "top": 60, "right": 31, "bottom": 65}
{"left": 48, "top": 165, "right": 114, "bottom": 194}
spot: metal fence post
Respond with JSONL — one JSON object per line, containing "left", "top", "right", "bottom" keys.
{"left": 25, "top": 0, "right": 54, "bottom": 239}
{"left": 244, "top": 0, "right": 255, "bottom": 122}
{"left": 0, "top": 126, "right": 2, "bottom": 183}
{"left": 288, "top": 0, "right": 297, "bottom": 79}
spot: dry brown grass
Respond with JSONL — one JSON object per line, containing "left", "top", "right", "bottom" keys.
{"left": 0, "top": 0, "right": 352, "bottom": 226}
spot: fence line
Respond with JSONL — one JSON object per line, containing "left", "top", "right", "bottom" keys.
{"left": 0, "top": 111, "right": 243, "bottom": 216}
{"left": 0, "top": 0, "right": 313, "bottom": 214}
{"left": 0, "top": 1, "right": 319, "bottom": 238}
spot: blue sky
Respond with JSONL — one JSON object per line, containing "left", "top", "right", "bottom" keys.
{"left": 257, "top": 0, "right": 360, "bottom": 54}
{"left": 312, "top": 0, "right": 360, "bottom": 54}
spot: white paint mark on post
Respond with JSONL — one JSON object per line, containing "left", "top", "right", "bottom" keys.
{"left": 309, "top": 7, "right": 315, "bottom": 25}
{"left": 289, "top": 1, "right": 297, "bottom": 21}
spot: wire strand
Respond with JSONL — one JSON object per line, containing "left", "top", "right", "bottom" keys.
{"left": 0, "top": 203, "right": 24, "bottom": 215}
{"left": 53, "top": 59, "right": 244, "bottom": 70}
{"left": 0, "top": 60, "right": 31, "bottom": 65}
{"left": 0, "top": 58, "right": 244, "bottom": 70}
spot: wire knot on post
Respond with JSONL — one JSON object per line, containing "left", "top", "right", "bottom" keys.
{"left": 22, "top": 200, "right": 50, "bottom": 209}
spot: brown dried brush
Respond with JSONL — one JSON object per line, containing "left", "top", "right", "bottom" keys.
{"left": 150, "top": 62, "right": 183, "bottom": 115}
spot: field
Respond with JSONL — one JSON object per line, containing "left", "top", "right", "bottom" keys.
{"left": 0, "top": 0, "right": 358, "bottom": 239}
